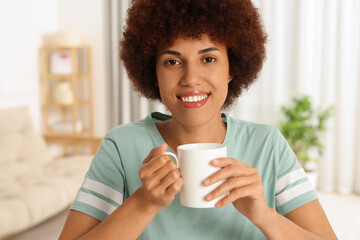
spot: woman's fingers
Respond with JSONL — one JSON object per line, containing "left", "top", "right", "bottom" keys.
{"left": 141, "top": 159, "right": 177, "bottom": 191}
{"left": 201, "top": 158, "right": 264, "bottom": 209}
{"left": 159, "top": 169, "right": 181, "bottom": 189}
{"left": 214, "top": 183, "right": 260, "bottom": 208}
{"left": 205, "top": 174, "right": 260, "bottom": 201}
{"left": 165, "top": 175, "right": 184, "bottom": 195}
{"left": 211, "top": 157, "right": 251, "bottom": 168}
{"left": 142, "top": 143, "right": 168, "bottom": 164}
{"left": 139, "top": 154, "right": 171, "bottom": 180}
{"left": 146, "top": 169, "right": 182, "bottom": 201}
{"left": 153, "top": 160, "right": 178, "bottom": 181}
{"left": 203, "top": 159, "right": 256, "bottom": 186}
{"left": 138, "top": 145, "right": 182, "bottom": 207}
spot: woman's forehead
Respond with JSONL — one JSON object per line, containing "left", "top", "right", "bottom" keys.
{"left": 157, "top": 34, "right": 227, "bottom": 54}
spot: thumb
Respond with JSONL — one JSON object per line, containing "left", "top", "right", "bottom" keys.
{"left": 143, "top": 143, "right": 168, "bottom": 164}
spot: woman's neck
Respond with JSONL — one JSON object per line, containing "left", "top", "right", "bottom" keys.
{"left": 156, "top": 114, "right": 227, "bottom": 154}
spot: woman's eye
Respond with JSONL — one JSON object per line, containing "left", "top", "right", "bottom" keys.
{"left": 203, "top": 57, "right": 216, "bottom": 63}
{"left": 165, "top": 59, "right": 180, "bottom": 65}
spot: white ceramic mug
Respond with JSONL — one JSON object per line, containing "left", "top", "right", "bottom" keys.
{"left": 163, "top": 143, "right": 227, "bottom": 208}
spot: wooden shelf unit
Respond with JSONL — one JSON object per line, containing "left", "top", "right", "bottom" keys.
{"left": 40, "top": 45, "right": 94, "bottom": 137}
{"left": 43, "top": 134, "right": 102, "bottom": 156}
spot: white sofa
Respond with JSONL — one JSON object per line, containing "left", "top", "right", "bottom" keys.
{"left": 0, "top": 106, "right": 96, "bottom": 239}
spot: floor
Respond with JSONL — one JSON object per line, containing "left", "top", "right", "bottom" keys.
{"left": 317, "top": 191, "right": 360, "bottom": 240}
{"left": 7, "top": 210, "right": 68, "bottom": 240}
{"left": 6, "top": 191, "right": 360, "bottom": 240}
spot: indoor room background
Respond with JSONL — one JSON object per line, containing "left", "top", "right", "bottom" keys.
{"left": 0, "top": 0, "right": 359, "bottom": 239}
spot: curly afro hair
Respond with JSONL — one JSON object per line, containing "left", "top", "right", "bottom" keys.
{"left": 120, "top": 0, "right": 267, "bottom": 109}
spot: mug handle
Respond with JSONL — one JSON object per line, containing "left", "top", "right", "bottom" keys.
{"left": 161, "top": 152, "right": 179, "bottom": 168}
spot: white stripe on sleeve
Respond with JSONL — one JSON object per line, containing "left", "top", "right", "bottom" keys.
{"left": 276, "top": 181, "right": 314, "bottom": 207}
{"left": 82, "top": 178, "right": 123, "bottom": 204}
{"left": 75, "top": 191, "right": 117, "bottom": 215}
{"left": 276, "top": 168, "right": 307, "bottom": 194}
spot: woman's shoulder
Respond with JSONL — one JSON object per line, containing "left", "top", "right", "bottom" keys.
{"left": 227, "top": 115, "right": 280, "bottom": 138}
{"left": 102, "top": 112, "right": 169, "bottom": 144}
{"left": 104, "top": 114, "right": 156, "bottom": 141}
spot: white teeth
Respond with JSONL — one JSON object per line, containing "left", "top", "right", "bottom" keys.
{"left": 181, "top": 95, "right": 208, "bottom": 103}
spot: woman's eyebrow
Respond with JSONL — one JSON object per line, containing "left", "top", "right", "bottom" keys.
{"left": 160, "top": 47, "right": 220, "bottom": 56}
{"left": 198, "top": 47, "right": 219, "bottom": 54}
{"left": 160, "top": 50, "right": 181, "bottom": 56}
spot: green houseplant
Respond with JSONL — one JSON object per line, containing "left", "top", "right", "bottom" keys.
{"left": 279, "top": 95, "right": 334, "bottom": 171}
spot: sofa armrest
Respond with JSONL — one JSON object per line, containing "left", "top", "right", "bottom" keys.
{"left": 43, "top": 134, "right": 102, "bottom": 156}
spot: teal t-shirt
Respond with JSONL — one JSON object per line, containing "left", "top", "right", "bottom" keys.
{"left": 70, "top": 112, "right": 318, "bottom": 240}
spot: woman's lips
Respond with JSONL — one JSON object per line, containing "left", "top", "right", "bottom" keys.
{"left": 180, "top": 95, "right": 208, "bottom": 103}
{"left": 177, "top": 91, "right": 209, "bottom": 108}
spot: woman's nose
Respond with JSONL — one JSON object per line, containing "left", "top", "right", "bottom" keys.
{"left": 180, "top": 64, "right": 201, "bottom": 87}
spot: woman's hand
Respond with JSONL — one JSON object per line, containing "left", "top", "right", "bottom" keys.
{"left": 203, "top": 158, "right": 270, "bottom": 225}
{"left": 138, "top": 143, "right": 183, "bottom": 209}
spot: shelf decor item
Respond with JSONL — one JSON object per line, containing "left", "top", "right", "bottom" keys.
{"left": 53, "top": 81, "right": 74, "bottom": 104}
{"left": 50, "top": 50, "right": 72, "bottom": 74}
{"left": 43, "top": 31, "right": 83, "bottom": 46}
{"left": 278, "top": 95, "right": 334, "bottom": 187}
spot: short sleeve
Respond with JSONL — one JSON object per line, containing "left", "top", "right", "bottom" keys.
{"left": 70, "top": 135, "right": 125, "bottom": 221}
{"left": 273, "top": 129, "right": 318, "bottom": 215}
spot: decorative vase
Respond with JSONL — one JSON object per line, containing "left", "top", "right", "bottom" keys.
{"left": 54, "top": 81, "right": 74, "bottom": 104}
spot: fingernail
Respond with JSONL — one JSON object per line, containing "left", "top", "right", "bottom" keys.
{"left": 205, "top": 194, "right": 212, "bottom": 201}
{"left": 211, "top": 159, "right": 218, "bottom": 165}
{"left": 203, "top": 178, "right": 210, "bottom": 186}
{"left": 215, "top": 202, "right": 222, "bottom": 208}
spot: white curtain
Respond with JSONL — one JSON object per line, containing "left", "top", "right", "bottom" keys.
{"left": 105, "top": 0, "right": 168, "bottom": 127}
{"left": 105, "top": 0, "right": 360, "bottom": 194}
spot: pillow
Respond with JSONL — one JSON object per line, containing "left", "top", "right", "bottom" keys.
{"left": 0, "top": 106, "right": 51, "bottom": 165}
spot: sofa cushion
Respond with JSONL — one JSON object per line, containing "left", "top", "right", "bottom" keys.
{"left": 0, "top": 106, "right": 94, "bottom": 238}
{"left": 0, "top": 106, "right": 51, "bottom": 166}
{"left": 0, "top": 155, "right": 92, "bottom": 237}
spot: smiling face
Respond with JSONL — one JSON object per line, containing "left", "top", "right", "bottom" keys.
{"left": 156, "top": 34, "right": 231, "bottom": 128}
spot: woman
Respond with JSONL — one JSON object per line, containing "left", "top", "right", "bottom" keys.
{"left": 59, "top": 0, "right": 337, "bottom": 239}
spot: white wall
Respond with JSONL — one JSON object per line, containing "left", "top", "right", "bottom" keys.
{"left": 0, "top": 0, "right": 109, "bottom": 136}
{"left": 0, "top": 0, "right": 58, "bottom": 131}
{"left": 57, "top": 0, "right": 108, "bottom": 136}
